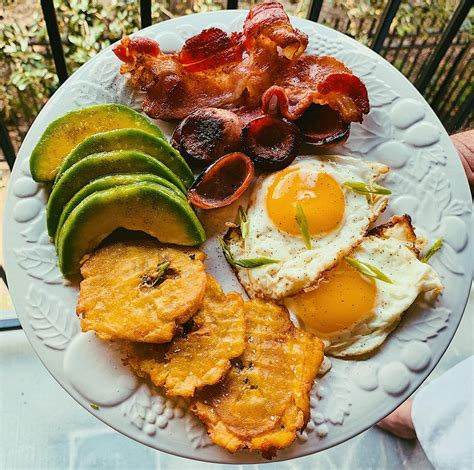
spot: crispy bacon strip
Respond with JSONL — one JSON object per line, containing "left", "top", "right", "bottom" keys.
{"left": 178, "top": 28, "right": 245, "bottom": 73}
{"left": 261, "top": 56, "right": 369, "bottom": 122}
{"left": 243, "top": 1, "right": 307, "bottom": 59}
{"left": 113, "top": 2, "right": 369, "bottom": 125}
{"left": 115, "top": 34, "right": 249, "bottom": 120}
{"left": 114, "top": 36, "right": 161, "bottom": 64}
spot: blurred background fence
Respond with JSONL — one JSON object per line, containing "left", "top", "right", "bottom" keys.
{"left": 1, "top": 0, "right": 473, "bottom": 158}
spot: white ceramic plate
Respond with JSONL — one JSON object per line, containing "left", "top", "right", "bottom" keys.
{"left": 4, "top": 10, "right": 473, "bottom": 464}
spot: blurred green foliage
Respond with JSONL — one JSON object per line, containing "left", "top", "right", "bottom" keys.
{"left": 339, "top": 0, "right": 459, "bottom": 35}
{"left": 0, "top": 0, "right": 143, "bottom": 126}
{"left": 324, "top": 0, "right": 472, "bottom": 44}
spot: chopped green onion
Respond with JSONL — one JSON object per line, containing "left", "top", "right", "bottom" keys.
{"left": 234, "top": 258, "right": 280, "bottom": 268}
{"left": 343, "top": 181, "right": 392, "bottom": 195}
{"left": 90, "top": 403, "right": 100, "bottom": 410}
{"left": 151, "top": 261, "right": 169, "bottom": 287}
{"left": 219, "top": 236, "right": 236, "bottom": 266}
{"left": 421, "top": 238, "right": 444, "bottom": 263}
{"left": 218, "top": 237, "right": 279, "bottom": 268}
{"left": 295, "top": 203, "right": 311, "bottom": 250}
{"left": 372, "top": 183, "right": 392, "bottom": 195}
{"left": 344, "top": 256, "right": 393, "bottom": 284}
{"left": 239, "top": 206, "right": 249, "bottom": 240}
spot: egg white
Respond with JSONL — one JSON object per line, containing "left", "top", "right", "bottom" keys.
{"left": 227, "top": 155, "right": 389, "bottom": 299}
{"left": 285, "top": 215, "right": 443, "bottom": 356}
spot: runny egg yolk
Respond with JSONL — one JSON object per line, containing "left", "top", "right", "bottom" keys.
{"left": 286, "top": 259, "right": 377, "bottom": 338}
{"left": 266, "top": 169, "right": 345, "bottom": 236}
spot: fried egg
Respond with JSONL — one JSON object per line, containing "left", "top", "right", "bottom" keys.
{"left": 285, "top": 215, "right": 444, "bottom": 356}
{"left": 227, "top": 155, "right": 389, "bottom": 299}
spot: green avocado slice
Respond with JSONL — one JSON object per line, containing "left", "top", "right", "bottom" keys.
{"left": 55, "top": 173, "right": 186, "bottom": 243}
{"left": 57, "top": 182, "right": 206, "bottom": 277}
{"left": 30, "top": 103, "right": 164, "bottom": 182}
{"left": 46, "top": 150, "right": 186, "bottom": 238}
{"left": 56, "top": 128, "right": 194, "bottom": 188}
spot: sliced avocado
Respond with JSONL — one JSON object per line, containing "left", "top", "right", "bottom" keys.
{"left": 30, "top": 103, "right": 164, "bottom": 182}
{"left": 56, "top": 173, "right": 186, "bottom": 242}
{"left": 47, "top": 150, "right": 186, "bottom": 238}
{"left": 56, "top": 129, "right": 194, "bottom": 188}
{"left": 57, "top": 182, "right": 206, "bottom": 277}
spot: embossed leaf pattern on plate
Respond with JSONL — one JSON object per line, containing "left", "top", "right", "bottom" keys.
{"left": 344, "top": 107, "right": 390, "bottom": 155}
{"left": 336, "top": 51, "right": 377, "bottom": 77}
{"left": 364, "top": 77, "right": 399, "bottom": 107}
{"left": 406, "top": 149, "right": 441, "bottom": 182}
{"left": 70, "top": 81, "right": 115, "bottom": 107}
{"left": 26, "top": 285, "right": 79, "bottom": 350}
{"left": 386, "top": 157, "right": 470, "bottom": 277}
{"left": 426, "top": 168, "right": 451, "bottom": 211}
{"left": 14, "top": 245, "right": 61, "bottom": 284}
{"left": 186, "top": 414, "right": 213, "bottom": 449}
{"left": 87, "top": 52, "right": 118, "bottom": 87}
{"left": 421, "top": 144, "right": 447, "bottom": 166}
{"left": 121, "top": 385, "right": 186, "bottom": 436}
{"left": 397, "top": 306, "right": 451, "bottom": 342}
{"left": 310, "top": 370, "right": 352, "bottom": 426}
{"left": 20, "top": 211, "right": 47, "bottom": 243}
{"left": 444, "top": 198, "right": 471, "bottom": 217}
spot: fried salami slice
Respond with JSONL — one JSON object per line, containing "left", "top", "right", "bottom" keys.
{"left": 242, "top": 115, "right": 299, "bottom": 170}
{"left": 188, "top": 153, "right": 254, "bottom": 209}
{"left": 124, "top": 276, "right": 245, "bottom": 397}
{"left": 172, "top": 108, "right": 243, "bottom": 165}
{"left": 297, "top": 104, "right": 350, "bottom": 146}
{"left": 192, "top": 300, "right": 324, "bottom": 458}
{"left": 78, "top": 239, "right": 207, "bottom": 342}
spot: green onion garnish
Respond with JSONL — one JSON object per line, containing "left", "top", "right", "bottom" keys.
{"left": 343, "top": 181, "right": 392, "bottom": 195}
{"left": 239, "top": 206, "right": 249, "bottom": 240}
{"left": 344, "top": 256, "right": 393, "bottom": 284}
{"left": 421, "top": 238, "right": 444, "bottom": 263}
{"left": 295, "top": 203, "right": 311, "bottom": 250}
{"left": 151, "top": 261, "right": 169, "bottom": 287}
{"left": 219, "top": 237, "right": 279, "bottom": 268}
{"left": 234, "top": 258, "right": 280, "bottom": 268}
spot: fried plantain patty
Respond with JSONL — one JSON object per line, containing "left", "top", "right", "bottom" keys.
{"left": 191, "top": 299, "right": 324, "bottom": 458}
{"left": 78, "top": 239, "right": 207, "bottom": 342}
{"left": 124, "top": 275, "right": 245, "bottom": 396}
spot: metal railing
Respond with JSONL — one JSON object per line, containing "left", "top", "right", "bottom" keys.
{"left": 0, "top": 0, "right": 473, "bottom": 331}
